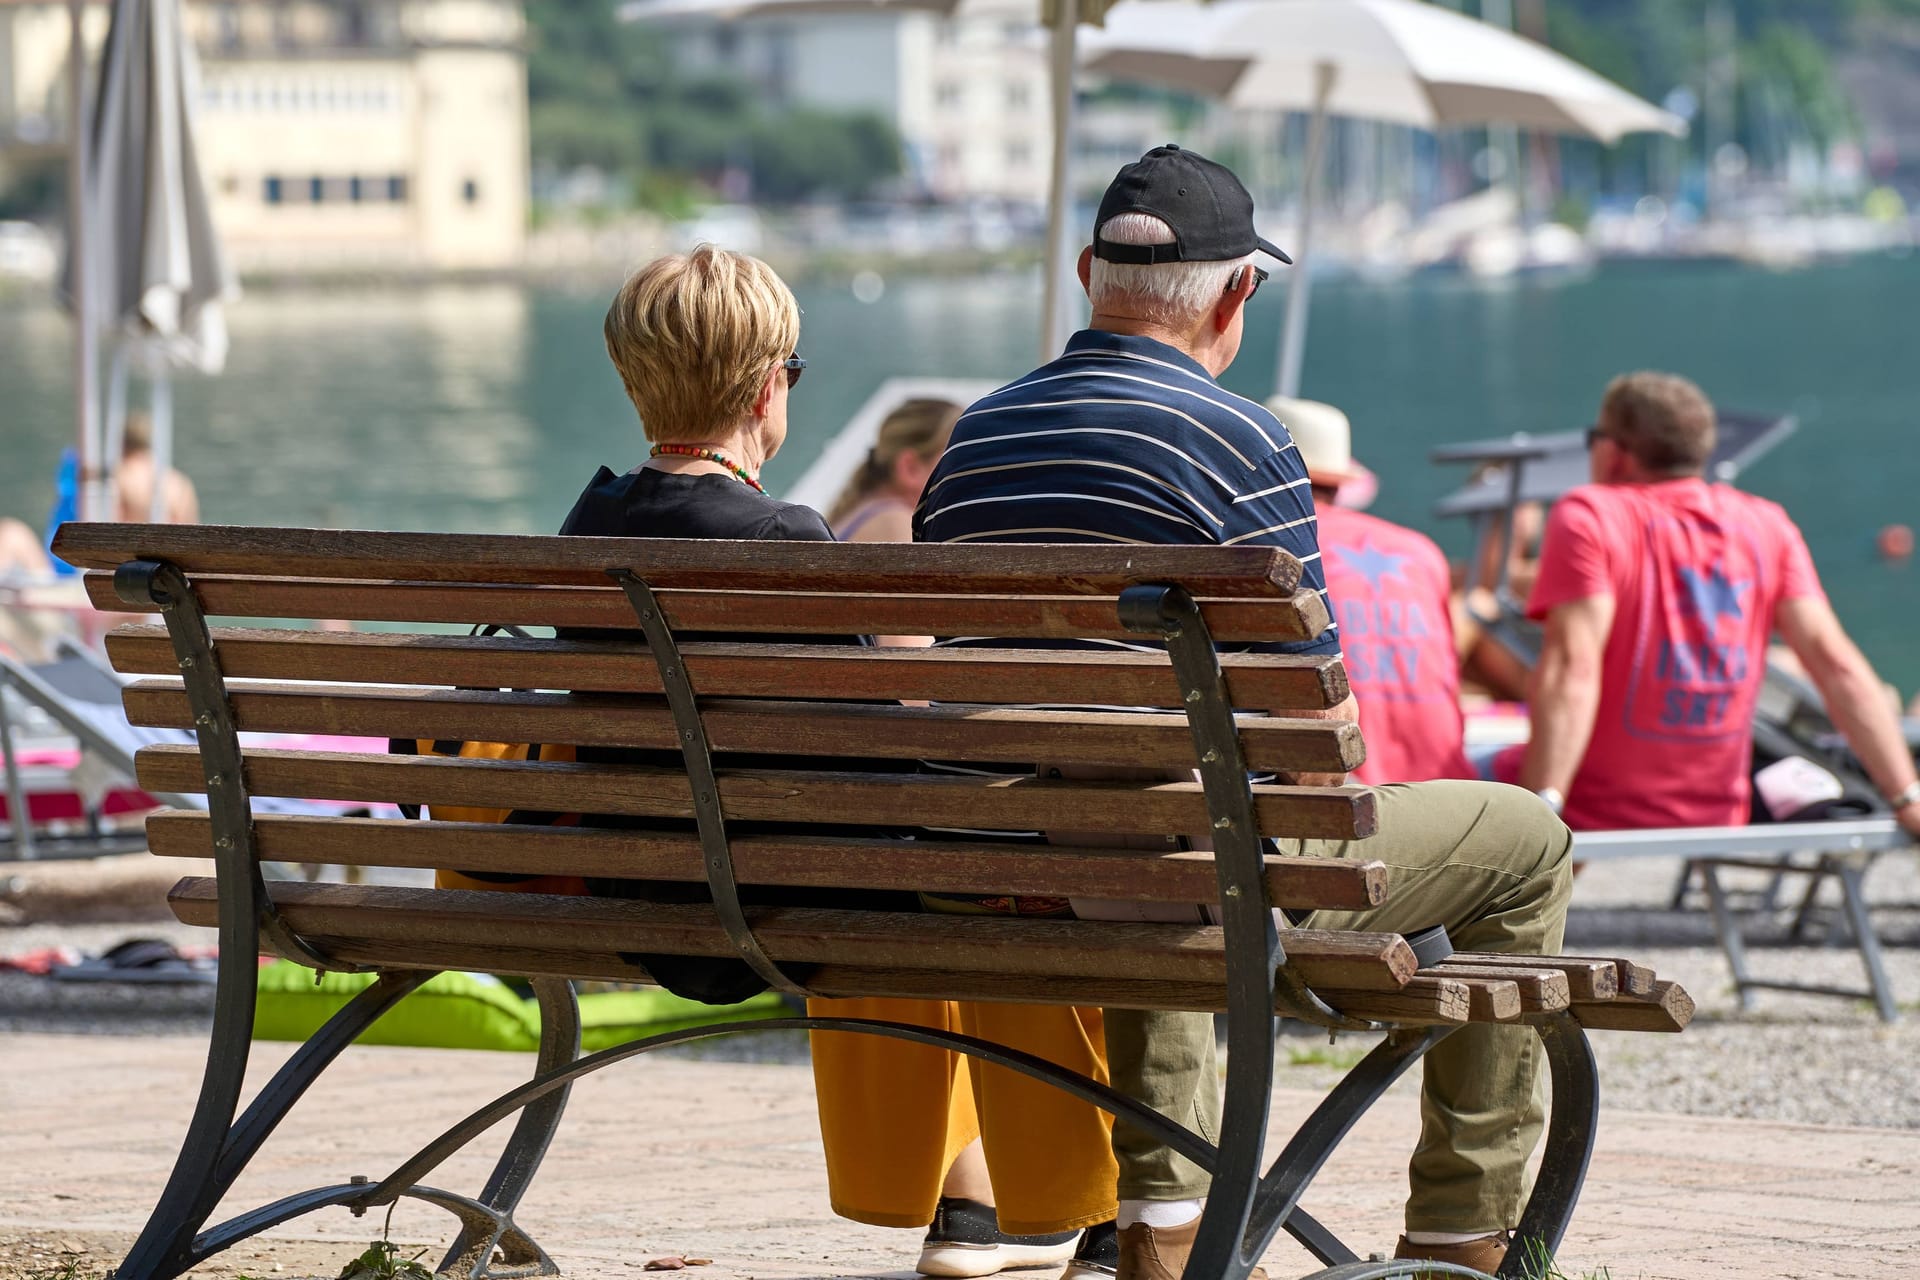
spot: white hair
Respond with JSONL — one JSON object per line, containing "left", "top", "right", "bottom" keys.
{"left": 1088, "top": 213, "right": 1256, "bottom": 325}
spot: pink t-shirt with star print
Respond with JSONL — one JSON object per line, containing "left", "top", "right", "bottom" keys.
{"left": 1525, "top": 478, "right": 1826, "bottom": 830}
{"left": 1319, "top": 506, "right": 1472, "bottom": 784}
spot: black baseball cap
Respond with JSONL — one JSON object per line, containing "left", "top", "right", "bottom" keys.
{"left": 1093, "top": 143, "right": 1292, "bottom": 267}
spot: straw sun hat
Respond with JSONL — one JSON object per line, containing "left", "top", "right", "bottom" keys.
{"left": 1267, "top": 395, "right": 1357, "bottom": 486}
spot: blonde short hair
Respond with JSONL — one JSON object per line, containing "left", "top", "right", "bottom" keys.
{"left": 603, "top": 244, "right": 801, "bottom": 443}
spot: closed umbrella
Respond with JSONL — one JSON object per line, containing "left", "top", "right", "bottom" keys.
{"left": 620, "top": 0, "right": 1131, "bottom": 360}
{"left": 1083, "top": 0, "right": 1685, "bottom": 396}
{"left": 66, "top": 0, "right": 236, "bottom": 523}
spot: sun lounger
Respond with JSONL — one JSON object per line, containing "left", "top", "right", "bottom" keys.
{"left": 2, "top": 639, "right": 392, "bottom": 862}
{"left": 1573, "top": 818, "right": 1914, "bottom": 1022}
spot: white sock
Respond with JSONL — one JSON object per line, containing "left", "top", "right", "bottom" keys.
{"left": 1116, "top": 1199, "right": 1204, "bottom": 1230}
{"left": 1403, "top": 1230, "right": 1501, "bottom": 1246}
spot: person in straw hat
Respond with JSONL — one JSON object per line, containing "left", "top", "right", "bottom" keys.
{"left": 1269, "top": 396, "right": 1472, "bottom": 786}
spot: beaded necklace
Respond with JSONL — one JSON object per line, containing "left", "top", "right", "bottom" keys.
{"left": 649, "top": 443, "right": 767, "bottom": 494}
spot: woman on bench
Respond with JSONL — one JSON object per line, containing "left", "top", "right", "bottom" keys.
{"left": 571, "top": 246, "right": 1118, "bottom": 1277}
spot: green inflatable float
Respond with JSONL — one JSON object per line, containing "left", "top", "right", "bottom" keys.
{"left": 254, "top": 961, "right": 786, "bottom": 1053}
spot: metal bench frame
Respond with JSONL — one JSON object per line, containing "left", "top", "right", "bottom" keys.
{"left": 109, "top": 555, "right": 1603, "bottom": 1280}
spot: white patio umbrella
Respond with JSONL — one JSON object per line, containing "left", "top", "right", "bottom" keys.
{"left": 1083, "top": 0, "right": 1686, "bottom": 396}
{"left": 620, "top": 0, "right": 1131, "bottom": 361}
{"left": 65, "top": 0, "right": 236, "bottom": 523}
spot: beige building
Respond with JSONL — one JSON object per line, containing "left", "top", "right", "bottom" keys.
{"left": 657, "top": 0, "right": 1052, "bottom": 206}
{"left": 0, "top": 0, "right": 528, "bottom": 272}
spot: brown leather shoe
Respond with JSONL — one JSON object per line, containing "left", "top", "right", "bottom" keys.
{"left": 1392, "top": 1231, "right": 1509, "bottom": 1277}
{"left": 1115, "top": 1219, "right": 1267, "bottom": 1280}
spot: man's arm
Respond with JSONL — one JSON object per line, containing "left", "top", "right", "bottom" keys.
{"left": 1776, "top": 596, "right": 1920, "bottom": 837}
{"left": 1518, "top": 594, "right": 1616, "bottom": 801}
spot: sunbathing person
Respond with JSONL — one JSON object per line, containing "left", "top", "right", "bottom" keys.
{"left": 1514, "top": 371, "right": 1920, "bottom": 837}
{"left": 0, "top": 518, "right": 54, "bottom": 583}
{"left": 114, "top": 411, "right": 200, "bottom": 525}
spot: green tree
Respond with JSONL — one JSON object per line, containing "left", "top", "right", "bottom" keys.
{"left": 523, "top": 0, "right": 903, "bottom": 208}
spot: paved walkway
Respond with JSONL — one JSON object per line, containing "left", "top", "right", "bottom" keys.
{"left": 1, "top": 1032, "right": 1912, "bottom": 1280}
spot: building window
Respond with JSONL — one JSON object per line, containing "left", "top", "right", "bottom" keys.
{"left": 1006, "top": 141, "right": 1031, "bottom": 168}
{"left": 349, "top": 176, "right": 364, "bottom": 203}
{"left": 463, "top": 179, "right": 480, "bottom": 205}
{"left": 388, "top": 175, "right": 408, "bottom": 203}
{"left": 263, "top": 176, "right": 283, "bottom": 205}
{"left": 936, "top": 82, "right": 961, "bottom": 108}
{"left": 309, "top": 176, "right": 325, "bottom": 203}
{"left": 1006, "top": 81, "right": 1029, "bottom": 110}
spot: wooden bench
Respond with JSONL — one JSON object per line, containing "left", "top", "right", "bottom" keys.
{"left": 53, "top": 523, "right": 1694, "bottom": 1280}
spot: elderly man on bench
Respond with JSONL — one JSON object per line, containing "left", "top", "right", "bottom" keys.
{"left": 916, "top": 145, "right": 1574, "bottom": 1280}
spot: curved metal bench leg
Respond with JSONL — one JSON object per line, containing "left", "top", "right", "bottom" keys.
{"left": 182, "top": 1183, "right": 553, "bottom": 1278}
{"left": 1240, "top": 1027, "right": 1452, "bottom": 1268}
{"left": 1499, "top": 1014, "right": 1598, "bottom": 1279}
{"left": 1237, "top": 1014, "right": 1598, "bottom": 1280}
{"left": 439, "top": 978, "right": 579, "bottom": 1279}
{"left": 1301, "top": 1262, "right": 1492, "bottom": 1280}
{"left": 115, "top": 972, "right": 431, "bottom": 1280}
{"left": 151, "top": 1015, "right": 1215, "bottom": 1279}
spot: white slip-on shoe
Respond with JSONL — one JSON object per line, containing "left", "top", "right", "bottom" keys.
{"left": 916, "top": 1197, "right": 1084, "bottom": 1278}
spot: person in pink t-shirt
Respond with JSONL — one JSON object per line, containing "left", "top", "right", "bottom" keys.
{"left": 1269, "top": 396, "right": 1472, "bottom": 785}
{"left": 1517, "top": 372, "right": 1920, "bottom": 836}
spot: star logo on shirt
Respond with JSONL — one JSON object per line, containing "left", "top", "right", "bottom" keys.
{"left": 1330, "top": 542, "right": 1410, "bottom": 591}
{"left": 1677, "top": 564, "right": 1751, "bottom": 628}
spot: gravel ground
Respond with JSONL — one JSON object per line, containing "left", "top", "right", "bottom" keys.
{"left": 6, "top": 847, "right": 1919, "bottom": 1128}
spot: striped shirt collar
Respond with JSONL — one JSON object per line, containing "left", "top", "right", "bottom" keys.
{"left": 1062, "top": 328, "right": 1215, "bottom": 381}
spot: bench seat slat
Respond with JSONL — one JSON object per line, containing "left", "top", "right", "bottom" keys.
{"left": 164, "top": 878, "right": 1419, "bottom": 990}
{"left": 123, "top": 682, "right": 1367, "bottom": 774}
{"left": 1567, "top": 980, "right": 1693, "bottom": 1033}
{"left": 105, "top": 627, "right": 1350, "bottom": 712}
{"left": 146, "top": 812, "right": 1391, "bottom": 910}
{"left": 53, "top": 524, "right": 1305, "bottom": 596}
{"left": 1426, "top": 964, "right": 1571, "bottom": 1014}
{"left": 84, "top": 574, "right": 1329, "bottom": 646}
{"left": 1311, "top": 975, "right": 1509, "bottom": 1024}
{"left": 1440, "top": 954, "right": 1619, "bottom": 1002}
{"left": 135, "top": 746, "right": 1380, "bottom": 840}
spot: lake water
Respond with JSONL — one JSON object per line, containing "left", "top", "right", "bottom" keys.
{"left": 2, "top": 257, "right": 1915, "bottom": 691}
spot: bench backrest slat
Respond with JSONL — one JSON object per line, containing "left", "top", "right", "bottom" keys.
{"left": 55, "top": 525, "right": 1304, "bottom": 596}
{"left": 134, "top": 745, "right": 1379, "bottom": 841}
{"left": 84, "top": 573, "right": 1330, "bottom": 646}
{"left": 145, "top": 811, "right": 1390, "bottom": 910}
{"left": 105, "top": 627, "right": 1351, "bottom": 712}
{"left": 166, "top": 877, "right": 1417, "bottom": 989}
{"left": 123, "top": 682, "right": 1366, "bottom": 775}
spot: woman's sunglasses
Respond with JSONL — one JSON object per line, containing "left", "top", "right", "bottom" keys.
{"left": 782, "top": 355, "right": 807, "bottom": 387}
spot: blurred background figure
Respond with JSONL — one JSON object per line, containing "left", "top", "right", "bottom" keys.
{"left": 1452, "top": 467, "right": 1544, "bottom": 704}
{"left": 828, "top": 397, "right": 961, "bottom": 543}
{"left": 113, "top": 411, "right": 200, "bottom": 526}
{"left": 0, "top": 519, "right": 54, "bottom": 583}
{"left": 1272, "top": 395, "right": 1471, "bottom": 785}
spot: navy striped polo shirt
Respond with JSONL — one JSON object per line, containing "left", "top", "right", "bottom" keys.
{"left": 913, "top": 328, "right": 1340, "bottom": 657}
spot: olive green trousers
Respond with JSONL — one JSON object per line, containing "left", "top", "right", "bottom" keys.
{"left": 1105, "top": 780, "right": 1573, "bottom": 1233}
